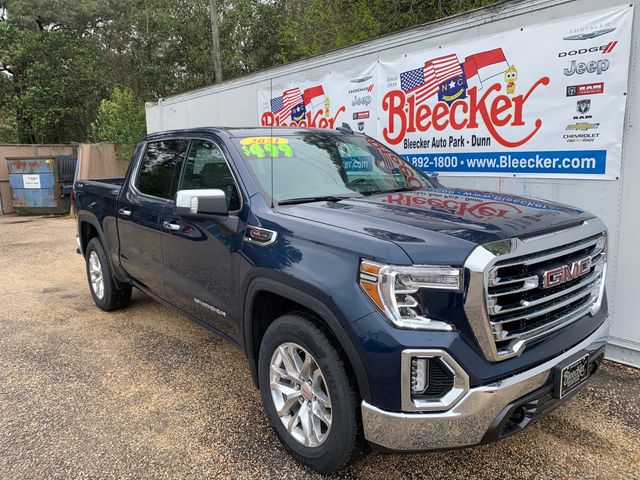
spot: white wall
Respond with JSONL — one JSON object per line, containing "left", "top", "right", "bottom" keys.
{"left": 146, "top": 0, "right": 640, "bottom": 367}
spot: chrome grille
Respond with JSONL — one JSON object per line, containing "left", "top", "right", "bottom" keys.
{"left": 463, "top": 219, "right": 608, "bottom": 362}
{"left": 486, "top": 233, "right": 606, "bottom": 357}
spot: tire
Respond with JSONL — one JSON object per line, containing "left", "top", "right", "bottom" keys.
{"left": 85, "top": 237, "right": 132, "bottom": 311}
{"left": 258, "top": 312, "right": 360, "bottom": 473}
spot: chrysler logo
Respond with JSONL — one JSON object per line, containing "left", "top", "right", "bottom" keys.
{"left": 541, "top": 256, "right": 591, "bottom": 288}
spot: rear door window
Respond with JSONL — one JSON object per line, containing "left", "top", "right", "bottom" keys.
{"left": 136, "top": 139, "right": 189, "bottom": 199}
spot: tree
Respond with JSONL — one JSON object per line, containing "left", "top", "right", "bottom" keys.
{"left": 90, "top": 87, "right": 146, "bottom": 160}
{"left": 0, "top": 0, "right": 498, "bottom": 145}
{"left": 0, "top": 20, "right": 106, "bottom": 143}
{"left": 0, "top": 73, "right": 17, "bottom": 142}
{"left": 209, "top": 0, "right": 223, "bottom": 82}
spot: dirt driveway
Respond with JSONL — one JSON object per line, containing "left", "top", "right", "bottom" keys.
{"left": 0, "top": 215, "right": 638, "bottom": 479}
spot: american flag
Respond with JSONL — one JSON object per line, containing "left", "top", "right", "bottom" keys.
{"left": 400, "top": 54, "right": 463, "bottom": 105}
{"left": 270, "top": 87, "right": 304, "bottom": 123}
{"left": 365, "top": 141, "right": 398, "bottom": 175}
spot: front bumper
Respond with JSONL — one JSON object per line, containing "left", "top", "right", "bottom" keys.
{"left": 361, "top": 317, "right": 609, "bottom": 451}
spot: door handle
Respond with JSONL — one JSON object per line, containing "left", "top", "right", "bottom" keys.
{"left": 162, "top": 221, "right": 181, "bottom": 231}
{"left": 119, "top": 208, "right": 132, "bottom": 217}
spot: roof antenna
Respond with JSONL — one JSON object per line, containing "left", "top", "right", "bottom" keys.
{"left": 269, "top": 77, "right": 275, "bottom": 209}
{"left": 336, "top": 122, "right": 354, "bottom": 134}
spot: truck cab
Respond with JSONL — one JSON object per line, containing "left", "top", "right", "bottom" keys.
{"left": 74, "top": 127, "right": 609, "bottom": 473}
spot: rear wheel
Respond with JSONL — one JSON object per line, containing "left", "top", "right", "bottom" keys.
{"left": 85, "top": 237, "right": 131, "bottom": 311}
{"left": 258, "top": 313, "right": 360, "bottom": 473}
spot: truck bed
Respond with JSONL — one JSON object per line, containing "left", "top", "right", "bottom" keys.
{"left": 77, "top": 177, "right": 125, "bottom": 189}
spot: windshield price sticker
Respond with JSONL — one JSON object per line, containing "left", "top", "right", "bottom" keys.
{"left": 240, "top": 137, "right": 293, "bottom": 158}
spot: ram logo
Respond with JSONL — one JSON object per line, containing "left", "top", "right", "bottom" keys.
{"left": 541, "top": 256, "right": 591, "bottom": 288}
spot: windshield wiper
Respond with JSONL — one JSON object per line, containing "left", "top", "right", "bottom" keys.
{"left": 364, "top": 186, "right": 421, "bottom": 195}
{"left": 277, "top": 195, "right": 357, "bottom": 205}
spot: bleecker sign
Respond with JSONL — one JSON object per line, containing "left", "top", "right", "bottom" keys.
{"left": 257, "top": 4, "right": 633, "bottom": 179}
{"left": 381, "top": 78, "right": 549, "bottom": 148}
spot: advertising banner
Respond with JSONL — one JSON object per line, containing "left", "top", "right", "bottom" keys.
{"left": 257, "top": 5, "right": 633, "bottom": 179}
{"left": 257, "top": 64, "right": 378, "bottom": 133}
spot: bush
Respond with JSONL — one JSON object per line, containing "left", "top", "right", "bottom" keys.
{"left": 90, "top": 87, "right": 146, "bottom": 160}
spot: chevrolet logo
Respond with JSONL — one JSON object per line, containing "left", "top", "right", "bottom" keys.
{"left": 566, "top": 122, "right": 599, "bottom": 131}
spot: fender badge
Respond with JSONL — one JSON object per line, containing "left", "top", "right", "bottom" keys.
{"left": 245, "top": 226, "right": 277, "bottom": 246}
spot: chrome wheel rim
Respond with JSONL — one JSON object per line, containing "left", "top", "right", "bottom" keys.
{"left": 88, "top": 251, "right": 104, "bottom": 300}
{"left": 269, "top": 342, "right": 332, "bottom": 447}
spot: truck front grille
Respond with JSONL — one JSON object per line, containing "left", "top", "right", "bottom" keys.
{"left": 463, "top": 219, "right": 608, "bottom": 362}
{"left": 486, "top": 234, "right": 606, "bottom": 358}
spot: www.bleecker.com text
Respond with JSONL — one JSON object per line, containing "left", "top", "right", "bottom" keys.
{"left": 465, "top": 153, "right": 597, "bottom": 170}
{"left": 404, "top": 135, "right": 492, "bottom": 149}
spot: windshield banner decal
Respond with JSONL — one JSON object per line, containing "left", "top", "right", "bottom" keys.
{"left": 256, "top": 5, "right": 633, "bottom": 180}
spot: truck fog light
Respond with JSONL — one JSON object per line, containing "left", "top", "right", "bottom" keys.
{"left": 410, "top": 358, "right": 429, "bottom": 394}
{"left": 402, "top": 350, "right": 469, "bottom": 412}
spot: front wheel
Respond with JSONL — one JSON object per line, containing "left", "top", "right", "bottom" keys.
{"left": 258, "top": 313, "right": 360, "bottom": 473}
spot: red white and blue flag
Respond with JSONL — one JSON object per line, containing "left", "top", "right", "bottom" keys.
{"left": 365, "top": 138, "right": 399, "bottom": 174}
{"left": 400, "top": 54, "right": 464, "bottom": 105}
{"left": 270, "top": 87, "right": 304, "bottom": 123}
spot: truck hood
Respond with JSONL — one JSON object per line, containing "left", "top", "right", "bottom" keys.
{"left": 277, "top": 188, "right": 594, "bottom": 264}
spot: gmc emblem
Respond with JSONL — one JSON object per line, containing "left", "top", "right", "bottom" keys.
{"left": 541, "top": 256, "right": 591, "bottom": 289}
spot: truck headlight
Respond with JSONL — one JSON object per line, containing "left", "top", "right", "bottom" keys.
{"left": 359, "top": 260, "right": 461, "bottom": 331}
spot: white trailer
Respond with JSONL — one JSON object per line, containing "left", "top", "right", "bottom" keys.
{"left": 146, "top": 0, "right": 640, "bottom": 367}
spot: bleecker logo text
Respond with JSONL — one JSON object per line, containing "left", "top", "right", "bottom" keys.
{"left": 382, "top": 78, "right": 550, "bottom": 148}
{"left": 383, "top": 194, "right": 523, "bottom": 219}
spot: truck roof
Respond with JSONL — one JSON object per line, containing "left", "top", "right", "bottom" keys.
{"left": 142, "top": 126, "right": 354, "bottom": 141}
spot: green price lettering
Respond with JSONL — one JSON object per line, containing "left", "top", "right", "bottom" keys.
{"left": 242, "top": 140, "right": 293, "bottom": 158}
{"left": 278, "top": 143, "right": 293, "bottom": 157}
{"left": 241, "top": 143, "right": 266, "bottom": 158}
{"left": 264, "top": 143, "right": 279, "bottom": 158}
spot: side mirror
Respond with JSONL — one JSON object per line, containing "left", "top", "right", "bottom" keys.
{"left": 174, "top": 189, "right": 229, "bottom": 219}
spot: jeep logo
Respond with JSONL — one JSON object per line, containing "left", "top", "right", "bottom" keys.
{"left": 541, "top": 256, "right": 591, "bottom": 288}
{"left": 564, "top": 59, "right": 610, "bottom": 76}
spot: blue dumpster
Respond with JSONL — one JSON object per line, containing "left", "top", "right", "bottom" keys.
{"left": 7, "top": 156, "right": 77, "bottom": 214}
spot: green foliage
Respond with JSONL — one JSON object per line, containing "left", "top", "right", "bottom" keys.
{"left": 276, "top": 0, "right": 498, "bottom": 62}
{"left": 0, "top": 73, "right": 18, "bottom": 142}
{"left": 0, "top": 18, "right": 106, "bottom": 143}
{"left": 0, "top": 0, "right": 498, "bottom": 145}
{"left": 90, "top": 87, "right": 146, "bottom": 160}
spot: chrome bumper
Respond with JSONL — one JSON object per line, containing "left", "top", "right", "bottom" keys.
{"left": 361, "top": 318, "right": 609, "bottom": 451}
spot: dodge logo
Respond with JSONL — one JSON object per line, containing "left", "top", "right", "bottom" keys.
{"left": 541, "top": 256, "right": 591, "bottom": 288}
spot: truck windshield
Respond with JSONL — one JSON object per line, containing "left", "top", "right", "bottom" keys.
{"left": 233, "top": 133, "right": 434, "bottom": 203}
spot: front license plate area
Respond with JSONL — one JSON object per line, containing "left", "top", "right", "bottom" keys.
{"left": 554, "top": 353, "right": 590, "bottom": 399}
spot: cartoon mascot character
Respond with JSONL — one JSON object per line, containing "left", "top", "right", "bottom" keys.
{"left": 504, "top": 65, "right": 518, "bottom": 95}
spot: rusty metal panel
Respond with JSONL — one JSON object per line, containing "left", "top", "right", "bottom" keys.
{"left": 6, "top": 157, "right": 55, "bottom": 174}
{"left": 10, "top": 188, "right": 57, "bottom": 208}
{"left": 6, "top": 157, "right": 60, "bottom": 211}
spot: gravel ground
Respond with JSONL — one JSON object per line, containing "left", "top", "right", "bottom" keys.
{"left": 0, "top": 214, "right": 638, "bottom": 479}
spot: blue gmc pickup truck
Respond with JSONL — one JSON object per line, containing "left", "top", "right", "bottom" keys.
{"left": 74, "top": 127, "right": 609, "bottom": 473}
